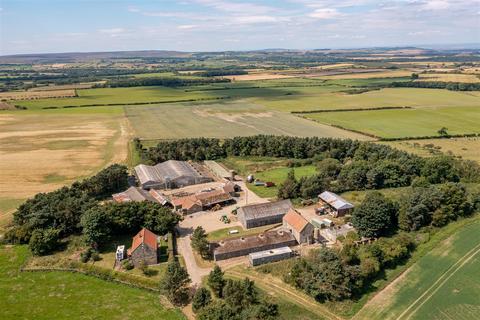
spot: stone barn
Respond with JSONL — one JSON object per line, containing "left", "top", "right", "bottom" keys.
{"left": 127, "top": 228, "right": 158, "bottom": 267}
{"left": 282, "top": 209, "right": 314, "bottom": 244}
{"left": 134, "top": 160, "right": 212, "bottom": 190}
{"left": 213, "top": 230, "right": 296, "bottom": 261}
{"left": 237, "top": 199, "right": 293, "bottom": 229}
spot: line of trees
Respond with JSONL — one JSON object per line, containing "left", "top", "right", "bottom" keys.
{"left": 196, "top": 69, "right": 248, "bottom": 77}
{"left": 390, "top": 81, "right": 480, "bottom": 91}
{"left": 106, "top": 77, "right": 230, "bottom": 88}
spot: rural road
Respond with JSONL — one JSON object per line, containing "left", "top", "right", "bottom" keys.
{"left": 176, "top": 227, "right": 212, "bottom": 285}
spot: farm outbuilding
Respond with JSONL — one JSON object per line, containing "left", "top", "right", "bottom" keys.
{"left": 171, "top": 189, "right": 234, "bottom": 214}
{"left": 213, "top": 230, "right": 296, "bottom": 261}
{"left": 249, "top": 246, "right": 292, "bottom": 266}
{"left": 204, "top": 160, "right": 235, "bottom": 180}
{"left": 320, "top": 224, "right": 355, "bottom": 243}
{"left": 134, "top": 160, "right": 212, "bottom": 190}
{"left": 112, "top": 186, "right": 156, "bottom": 203}
{"left": 282, "top": 209, "right": 314, "bottom": 244}
{"left": 318, "top": 191, "right": 354, "bottom": 217}
{"left": 237, "top": 199, "right": 293, "bottom": 229}
{"left": 127, "top": 228, "right": 158, "bottom": 267}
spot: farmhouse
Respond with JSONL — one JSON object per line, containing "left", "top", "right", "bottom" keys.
{"left": 249, "top": 246, "right": 292, "bottom": 266}
{"left": 213, "top": 230, "right": 296, "bottom": 261}
{"left": 237, "top": 199, "right": 293, "bottom": 229}
{"left": 282, "top": 209, "right": 314, "bottom": 244}
{"left": 204, "top": 160, "right": 235, "bottom": 180}
{"left": 134, "top": 160, "right": 212, "bottom": 190}
{"left": 172, "top": 189, "right": 234, "bottom": 214}
{"left": 318, "top": 191, "right": 354, "bottom": 217}
{"left": 112, "top": 186, "right": 156, "bottom": 203}
{"left": 127, "top": 228, "right": 158, "bottom": 267}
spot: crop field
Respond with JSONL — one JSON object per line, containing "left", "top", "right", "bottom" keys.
{"left": 304, "top": 106, "right": 480, "bottom": 139}
{"left": 418, "top": 73, "right": 480, "bottom": 83}
{"left": 317, "top": 69, "right": 414, "bottom": 79}
{"left": 0, "top": 107, "right": 128, "bottom": 221}
{"left": 0, "top": 89, "right": 77, "bottom": 100}
{"left": 381, "top": 137, "right": 480, "bottom": 163}
{"left": 254, "top": 88, "right": 480, "bottom": 112}
{"left": 0, "top": 245, "right": 185, "bottom": 320}
{"left": 15, "top": 86, "right": 219, "bottom": 109}
{"left": 124, "top": 101, "right": 370, "bottom": 140}
{"left": 355, "top": 218, "right": 480, "bottom": 320}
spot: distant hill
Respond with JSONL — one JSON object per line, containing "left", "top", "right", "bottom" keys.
{"left": 0, "top": 50, "right": 192, "bottom": 63}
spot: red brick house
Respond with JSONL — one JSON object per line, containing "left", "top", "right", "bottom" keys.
{"left": 127, "top": 228, "right": 158, "bottom": 267}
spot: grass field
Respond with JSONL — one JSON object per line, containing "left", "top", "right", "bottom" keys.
{"left": 355, "top": 217, "right": 480, "bottom": 320}
{"left": 304, "top": 106, "right": 480, "bottom": 138}
{"left": 254, "top": 88, "right": 480, "bottom": 112}
{"left": 0, "top": 107, "right": 128, "bottom": 225}
{"left": 0, "top": 245, "right": 185, "bottom": 320}
{"left": 125, "top": 101, "right": 369, "bottom": 140}
{"left": 381, "top": 137, "right": 480, "bottom": 163}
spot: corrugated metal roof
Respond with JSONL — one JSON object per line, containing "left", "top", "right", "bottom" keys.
{"left": 112, "top": 186, "right": 155, "bottom": 202}
{"left": 249, "top": 246, "right": 292, "bottom": 259}
{"left": 215, "top": 230, "right": 295, "bottom": 255}
{"left": 239, "top": 199, "right": 293, "bottom": 221}
{"left": 318, "top": 191, "right": 354, "bottom": 210}
{"left": 135, "top": 160, "right": 203, "bottom": 186}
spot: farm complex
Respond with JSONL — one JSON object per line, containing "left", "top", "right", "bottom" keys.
{"left": 0, "top": 46, "right": 479, "bottom": 320}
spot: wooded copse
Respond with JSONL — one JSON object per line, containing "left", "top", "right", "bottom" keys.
{"left": 135, "top": 136, "right": 480, "bottom": 197}
{"left": 4, "top": 164, "right": 180, "bottom": 255}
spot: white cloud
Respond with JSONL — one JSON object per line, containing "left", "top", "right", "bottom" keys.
{"left": 127, "top": 6, "right": 140, "bottom": 13}
{"left": 98, "top": 28, "right": 127, "bottom": 36}
{"left": 421, "top": 0, "right": 450, "bottom": 10}
{"left": 232, "top": 15, "right": 281, "bottom": 24}
{"left": 308, "top": 8, "right": 342, "bottom": 19}
{"left": 194, "top": 0, "right": 274, "bottom": 14}
{"left": 178, "top": 24, "right": 198, "bottom": 30}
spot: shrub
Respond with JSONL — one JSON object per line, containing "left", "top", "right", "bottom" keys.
{"left": 122, "top": 259, "right": 134, "bottom": 270}
{"left": 29, "top": 228, "right": 61, "bottom": 256}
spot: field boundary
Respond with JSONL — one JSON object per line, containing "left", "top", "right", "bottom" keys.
{"left": 291, "top": 106, "right": 412, "bottom": 114}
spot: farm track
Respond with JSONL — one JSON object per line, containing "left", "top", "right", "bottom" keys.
{"left": 227, "top": 269, "right": 343, "bottom": 320}
{"left": 398, "top": 242, "right": 480, "bottom": 320}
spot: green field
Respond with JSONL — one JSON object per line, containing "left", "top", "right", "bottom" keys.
{"left": 125, "top": 101, "right": 369, "bottom": 140}
{"left": 254, "top": 88, "right": 480, "bottom": 112}
{"left": 304, "top": 106, "right": 480, "bottom": 139}
{"left": 355, "top": 218, "right": 480, "bottom": 320}
{"left": 0, "top": 245, "right": 185, "bottom": 320}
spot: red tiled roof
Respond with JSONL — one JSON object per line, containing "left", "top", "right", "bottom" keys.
{"left": 283, "top": 209, "right": 309, "bottom": 233}
{"left": 127, "top": 228, "right": 158, "bottom": 255}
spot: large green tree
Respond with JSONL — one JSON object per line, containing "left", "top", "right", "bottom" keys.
{"left": 207, "top": 265, "right": 225, "bottom": 297}
{"left": 191, "top": 226, "right": 210, "bottom": 259}
{"left": 160, "top": 259, "right": 191, "bottom": 305}
{"left": 351, "top": 191, "right": 398, "bottom": 238}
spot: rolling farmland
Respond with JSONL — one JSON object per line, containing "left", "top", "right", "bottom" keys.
{"left": 304, "top": 106, "right": 480, "bottom": 139}
{"left": 355, "top": 218, "right": 480, "bottom": 320}
{"left": 124, "top": 101, "right": 370, "bottom": 140}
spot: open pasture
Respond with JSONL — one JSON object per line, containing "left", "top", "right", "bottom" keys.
{"left": 125, "top": 100, "right": 370, "bottom": 140}
{"left": 0, "top": 245, "right": 185, "bottom": 320}
{"left": 355, "top": 218, "right": 480, "bottom": 320}
{"left": 254, "top": 88, "right": 480, "bottom": 112}
{"left": 14, "top": 86, "right": 220, "bottom": 109}
{"left": 0, "top": 108, "right": 127, "bottom": 218}
{"left": 381, "top": 137, "right": 480, "bottom": 163}
{"left": 303, "top": 105, "right": 480, "bottom": 139}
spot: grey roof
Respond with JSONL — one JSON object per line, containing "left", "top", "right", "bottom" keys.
{"left": 318, "top": 191, "right": 354, "bottom": 210}
{"left": 238, "top": 199, "right": 293, "bottom": 221}
{"left": 214, "top": 230, "right": 295, "bottom": 255}
{"left": 204, "top": 160, "right": 232, "bottom": 178}
{"left": 135, "top": 160, "right": 203, "bottom": 186}
{"left": 112, "top": 186, "right": 156, "bottom": 202}
{"left": 249, "top": 246, "right": 292, "bottom": 260}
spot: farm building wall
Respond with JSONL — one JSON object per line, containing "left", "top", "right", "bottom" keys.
{"left": 130, "top": 243, "right": 157, "bottom": 267}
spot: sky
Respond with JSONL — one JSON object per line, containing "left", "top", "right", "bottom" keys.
{"left": 0, "top": 0, "right": 479, "bottom": 55}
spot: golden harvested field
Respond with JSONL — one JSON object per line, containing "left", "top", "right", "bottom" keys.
{"left": 223, "top": 73, "right": 296, "bottom": 81}
{"left": 312, "top": 63, "right": 355, "bottom": 70}
{"left": 0, "top": 110, "right": 128, "bottom": 218}
{"left": 418, "top": 73, "right": 480, "bottom": 83}
{"left": 381, "top": 137, "right": 480, "bottom": 163}
{"left": 0, "top": 89, "right": 77, "bottom": 100}
{"left": 318, "top": 69, "right": 414, "bottom": 79}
